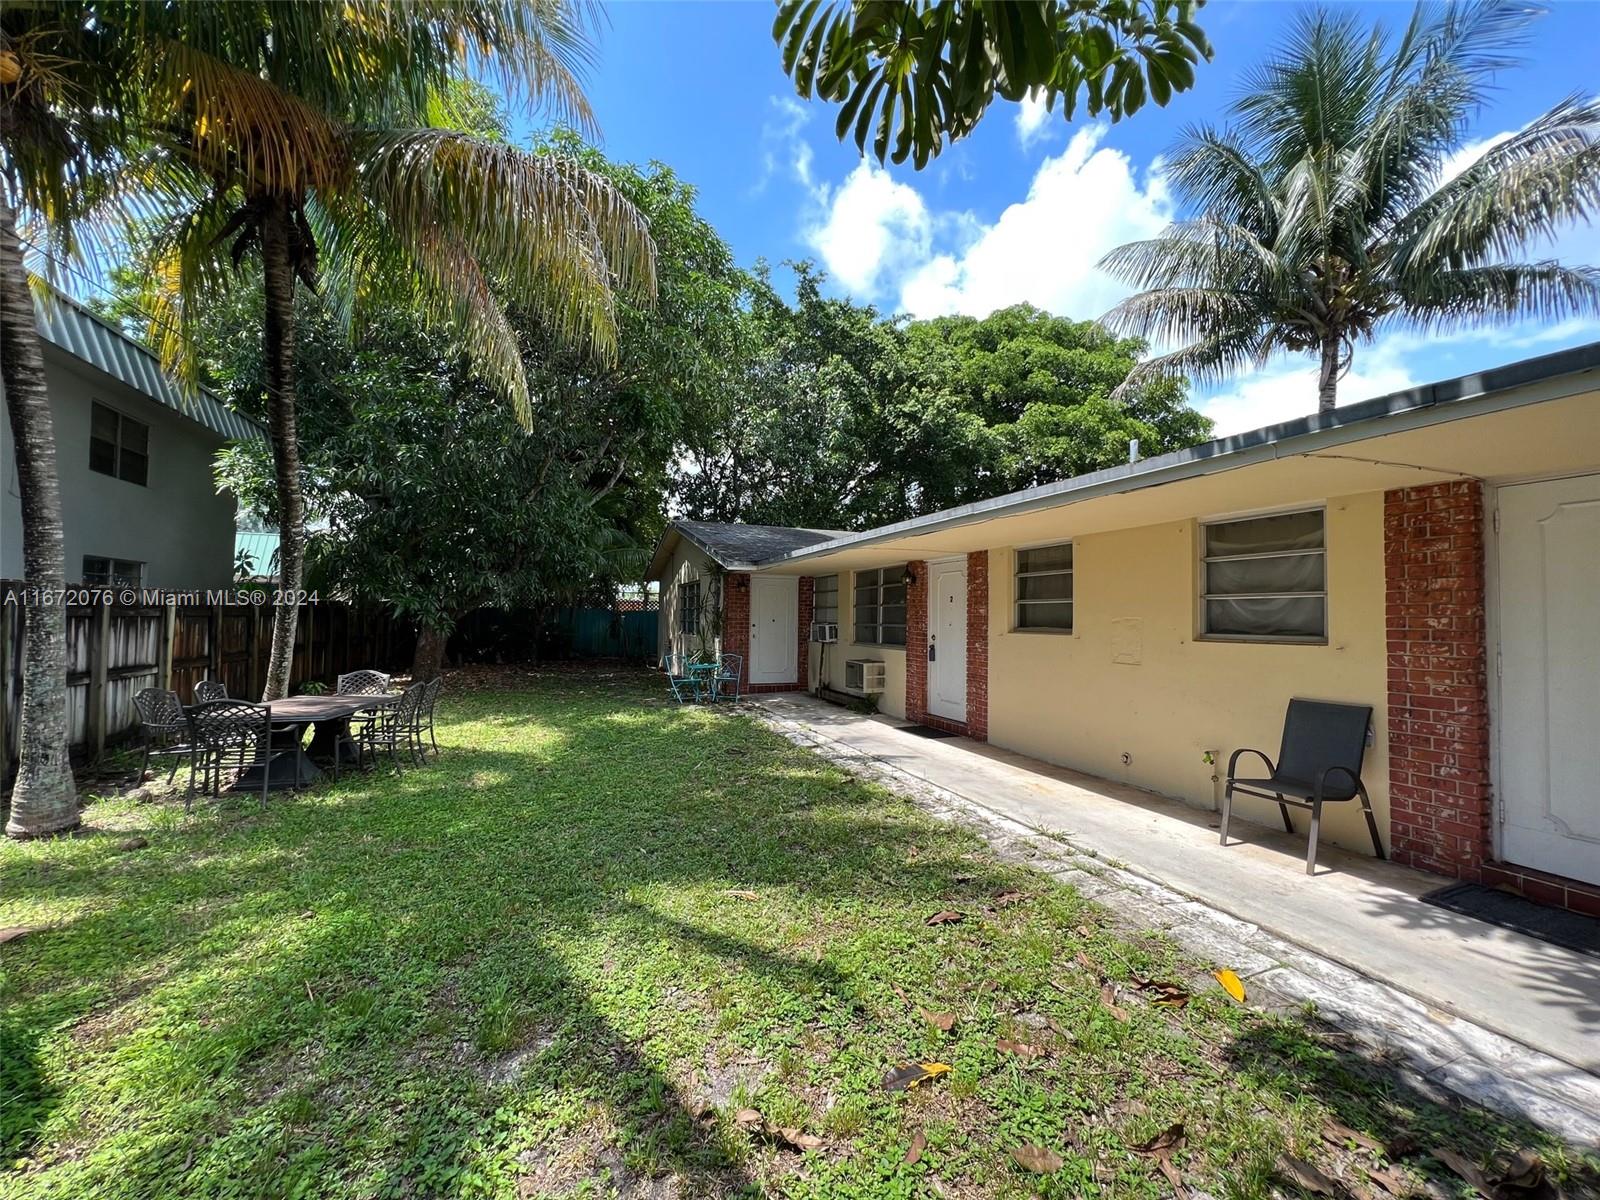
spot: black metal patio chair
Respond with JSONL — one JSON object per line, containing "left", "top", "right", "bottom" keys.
{"left": 414, "top": 677, "right": 444, "bottom": 761}
{"left": 134, "top": 687, "right": 193, "bottom": 785}
{"left": 194, "top": 678, "right": 228, "bottom": 703}
{"left": 336, "top": 670, "right": 392, "bottom": 765}
{"left": 1221, "top": 698, "right": 1383, "bottom": 876}
{"left": 186, "top": 699, "right": 275, "bottom": 811}
{"left": 357, "top": 681, "right": 427, "bottom": 773}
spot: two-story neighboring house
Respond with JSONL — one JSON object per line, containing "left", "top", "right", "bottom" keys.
{"left": 1, "top": 293, "right": 264, "bottom": 588}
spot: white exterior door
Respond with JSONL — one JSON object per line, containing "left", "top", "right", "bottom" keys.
{"left": 750, "top": 575, "right": 798, "bottom": 685}
{"left": 1497, "top": 474, "right": 1600, "bottom": 886}
{"left": 927, "top": 558, "right": 967, "bottom": 722}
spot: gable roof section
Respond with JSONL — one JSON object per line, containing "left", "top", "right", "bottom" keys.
{"left": 648, "top": 520, "right": 848, "bottom": 578}
{"left": 35, "top": 290, "right": 266, "bottom": 444}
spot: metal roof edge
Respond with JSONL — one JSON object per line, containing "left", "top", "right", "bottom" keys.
{"left": 757, "top": 340, "right": 1600, "bottom": 566}
{"left": 34, "top": 287, "right": 267, "bottom": 445}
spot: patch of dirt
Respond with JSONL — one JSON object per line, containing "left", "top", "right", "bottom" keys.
{"left": 515, "top": 1118, "right": 684, "bottom": 1200}
{"left": 480, "top": 1025, "right": 559, "bottom": 1088}
{"left": 684, "top": 1047, "right": 772, "bottom": 1112}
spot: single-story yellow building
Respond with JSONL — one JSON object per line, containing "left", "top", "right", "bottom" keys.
{"left": 650, "top": 342, "right": 1600, "bottom": 914}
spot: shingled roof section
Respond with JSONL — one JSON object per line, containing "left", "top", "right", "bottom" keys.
{"left": 673, "top": 520, "right": 850, "bottom": 568}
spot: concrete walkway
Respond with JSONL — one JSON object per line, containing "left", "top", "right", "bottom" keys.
{"left": 751, "top": 694, "right": 1600, "bottom": 1144}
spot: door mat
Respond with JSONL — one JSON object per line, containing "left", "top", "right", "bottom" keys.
{"left": 1420, "top": 882, "right": 1600, "bottom": 960}
{"left": 900, "top": 725, "right": 960, "bottom": 739}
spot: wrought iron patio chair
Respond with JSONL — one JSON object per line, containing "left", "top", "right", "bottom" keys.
{"left": 357, "top": 681, "right": 427, "bottom": 772}
{"left": 336, "top": 669, "right": 392, "bottom": 764}
{"left": 714, "top": 653, "right": 744, "bottom": 702}
{"left": 660, "top": 653, "right": 700, "bottom": 704}
{"left": 134, "top": 687, "right": 193, "bottom": 784}
{"left": 186, "top": 699, "right": 275, "bottom": 811}
{"left": 194, "top": 678, "right": 228, "bottom": 703}
{"left": 413, "top": 677, "right": 444, "bottom": 761}
{"left": 1222, "top": 698, "right": 1383, "bottom": 875}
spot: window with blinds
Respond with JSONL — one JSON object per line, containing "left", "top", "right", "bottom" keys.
{"left": 1201, "top": 509, "right": 1326, "bottom": 641}
{"left": 1015, "top": 543, "right": 1073, "bottom": 631}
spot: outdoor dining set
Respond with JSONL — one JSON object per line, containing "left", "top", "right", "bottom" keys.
{"left": 132, "top": 670, "right": 444, "bottom": 810}
{"left": 659, "top": 652, "right": 742, "bottom": 704}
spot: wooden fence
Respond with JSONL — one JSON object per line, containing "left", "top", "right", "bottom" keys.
{"left": 0, "top": 582, "right": 412, "bottom": 777}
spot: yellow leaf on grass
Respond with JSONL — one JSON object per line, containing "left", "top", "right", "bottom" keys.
{"left": 882, "top": 1061, "right": 952, "bottom": 1092}
{"left": 1214, "top": 968, "right": 1246, "bottom": 1004}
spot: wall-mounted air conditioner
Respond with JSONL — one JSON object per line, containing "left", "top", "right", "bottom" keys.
{"left": 810, "top": 622, "right": 839, "bottom": 643}
{"left": 844, "top": 659, "right": 886, "bottom": 695}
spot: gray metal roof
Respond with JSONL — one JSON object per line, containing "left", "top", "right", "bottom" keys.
{"left": 35, "top": 291, "right": 266, "bottom": 444}
{"left": 756, "top": 339, "right": 1600, "bottom": 567}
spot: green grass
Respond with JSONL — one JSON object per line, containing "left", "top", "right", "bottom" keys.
{"left": 1, "top": 669, "right": 1594, "bottom": 1199}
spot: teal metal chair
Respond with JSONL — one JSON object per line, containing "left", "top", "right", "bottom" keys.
{"left": 661, "top": 653, "right": 701, "bottom": 704}
{"left": 714, "top": 653, "right": 744, "bottom": 701}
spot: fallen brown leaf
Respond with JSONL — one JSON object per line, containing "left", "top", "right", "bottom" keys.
{"left": 1100, "top": 981, "right": 1130, "bottom": 1022}
{"left": 1131, "top": 978, "right": 1191, "bottom": 1008}
{"left": 1011, "top": 1144, "right": 1064, "bottom": 1174}
{"left": 903, "top": 1130, "right": 927, "bottom": 1166}
{"left": 991, "top": 888, "right": 1027, "bottom": 908}
{"left": 925, "top": 910, "right": 964, "bottom": 926}
{"left": 1433, "top": 1149, "right": 1494, "bottom": 1195}
{"left": 996, "top": 1038, "right": 1045, "bottom": 1061}
{"left": 922, "top": 1009, "right": 956, "bottom": 1032}
{"left": 1322, "top": 1117, "right": 1385, "bottom": 1157}
{"left": 724, "top": 889, "right": 760, "bottom": 901}
{"left": 115, "top": 836, "right": 148, "bottom": 853}
{"left": 1494, "top": 1149, "right": 1548, "bottom": 1193}
{"left": 0, "top": 926, "right": 40, "bottom": 946}
{"left": 1131, "top": 1123, "right": 1186, "bottom": 1157}
{"left": 771, "top": 1126, "right": 824, "bottom": 1152}
{"left": 1385, "top": 1131, "right": 1420, "bottom": 1159}
{"left": 1365, "top": 1163, "right": 1413, "bottom": 1196}
{"left": 1075, "top": 950, "right": 1098, "bottom": 973}
{"left": 1277, "top": 1153, "right": 1337, "bottom": 1195}
{"left": 1157, "top": 1155, "right": 1188, "bottom": 1199}
{"left": 734, "top": 1108, "right": 763, "bottom": 1128}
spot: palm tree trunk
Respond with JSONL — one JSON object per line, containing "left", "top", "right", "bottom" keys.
{"left": 259, "top": 200, "right": 306, "bottom": 702}
{"left": 1, "top": 197, "right": 80, "bottom": 837}
{"left": 1317, "top": 331, "right": 1341, "bottom": 413}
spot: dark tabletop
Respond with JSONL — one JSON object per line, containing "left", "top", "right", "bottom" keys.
{"left": 263, "top": 694, "right": 400, "bottom": 722}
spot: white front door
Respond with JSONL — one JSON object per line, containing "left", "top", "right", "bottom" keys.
{"left": 1497, "top": 473, "right": 1600, "bottom": 886}
{"left": 927, "top": 558, "right": 967, "bottom": 722}
{"left": 750, "top": 575, "right": 798, "bottom": 685}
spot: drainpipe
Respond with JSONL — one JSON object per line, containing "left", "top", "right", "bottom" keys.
{"left": 1203, "top": 749, "right": 1221, "bottom": 811}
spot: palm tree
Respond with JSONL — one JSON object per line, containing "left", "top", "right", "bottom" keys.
{"left": 1, "top": 5, "right": 142, "bottom": 835}
{"left": 116, "top": 1, "right": 655, "bottom": 700}
{"left": 1100, "top": 2, "right": 1600, "bottom": 412}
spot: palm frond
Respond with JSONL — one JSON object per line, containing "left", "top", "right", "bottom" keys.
{"left": 1108, "top": 324, "right": 1271, "bottom": 400}
{"left": 1395, "top": 260, "right": 1600, "bottom": 330}
{"left": 1166, "top": 126, "right": 1280, "bottom": 238}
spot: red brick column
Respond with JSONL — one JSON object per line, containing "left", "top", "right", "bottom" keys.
{"left": 797, "top": 576, "right": 815, "bottom": 690}
{"left": 905, "top": 560, "right": 928, "bottom": 722}
{"left": 1384, "top": 481, "right": 1492, "bottom": 880}
{"left": 721, "top": 572, "right": 750, "bottom": 665}
{"left": 966, "top": 551, "right": 988, "bottom": 741}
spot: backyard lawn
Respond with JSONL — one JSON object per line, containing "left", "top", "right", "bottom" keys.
{"left": 2, "top": 669, "right": 1594, "bottom": 1199}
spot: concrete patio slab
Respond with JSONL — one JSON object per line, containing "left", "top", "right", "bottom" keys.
{"left": 750, "top": 694, "right": 1600, "bottom": 1144}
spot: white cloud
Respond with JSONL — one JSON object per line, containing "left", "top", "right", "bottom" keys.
{"left": 752, "top": 96, "right": 817, "bottom": 197}
{"left": 1015, "top": 91, "right": 1052, "bottom": 150}
{"left": 1195, "top": 344, "right": 1420, "bottom": 437}
{"left": 803, "top": 159, "right": 935, "bottom": 297}
{"left": 898, "top": 126, "right": 1173, "bottom": 319}
{"left": 1437, "top": 129, "right": 1513, "bottom": 188}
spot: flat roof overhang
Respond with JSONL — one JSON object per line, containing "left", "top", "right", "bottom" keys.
{"left": 750, "top": 367, "right": 1600, "bottom": 575}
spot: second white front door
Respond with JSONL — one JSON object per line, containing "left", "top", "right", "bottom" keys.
{"left": 927, "top": 558, "right": 967, "bottom": 722}
{"left": 750, "top": 575, "right": 798, "bottom": 685}
{"left": 1497, "top": 473, "right": 1600, "bottom": 886}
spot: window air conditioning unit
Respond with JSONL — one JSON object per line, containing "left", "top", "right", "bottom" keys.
{"left": 810, "top": 622, "right": 839, "bottom": 644}
{"left": 845, "top": 659, "right": 886, "bottom": 695}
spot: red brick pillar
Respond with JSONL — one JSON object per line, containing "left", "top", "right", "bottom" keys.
{"left": 905, "top": 560, "right": 928, "bottom": 722}
{"left": 966, "top": 551, "right": 988, "bottom": 741}
{"left": 1383, "top": 481, "right": 1492, "bottom": 880}
{"left": 797, "top": 576, "right": 815, "bottom": 689}
{"left": 722, "top": 572, "right": 750, "bottom": 665}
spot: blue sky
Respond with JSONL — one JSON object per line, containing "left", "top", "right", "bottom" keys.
{"left": 556, "top": 1, "right": 1600, "bottom": 434}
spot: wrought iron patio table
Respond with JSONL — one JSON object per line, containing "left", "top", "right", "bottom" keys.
{"left": 222, "top": 693, "right": 400, "bottom": 789}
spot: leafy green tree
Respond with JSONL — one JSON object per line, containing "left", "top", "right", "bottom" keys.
{"left": 111, "top": 2, "right": 655, "bottom": 700}
{"left": 674, "top": 269, "right": 1210, "bottom": 530}
{"left": 774, "top": 0, "right": 1212, "bottom": 167}
{"left": 1101, "top": 2, "right": 1600, "bottom": 412}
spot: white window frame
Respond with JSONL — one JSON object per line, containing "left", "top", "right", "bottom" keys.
{"left": 1199, "top": 506, "right": 1327, "bottom": 644}
{"left": 89, "top": 401, "right": 150, "bottom": 487}
{"left": 1013, "top": 541, "right": 1074, "bottom": 633}
{"left": 853, "top": 566, "right": 907, "bottom": 647}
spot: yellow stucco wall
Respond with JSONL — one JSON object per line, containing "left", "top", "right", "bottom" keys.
{"left": 985, "top": 490, "right": 1391, "bottom": 855}
{"left": 658, "top": 541, "right": 719, "bottom": 662}
{"left": 810, "top": 569, "right": 910, "bottom": 720}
